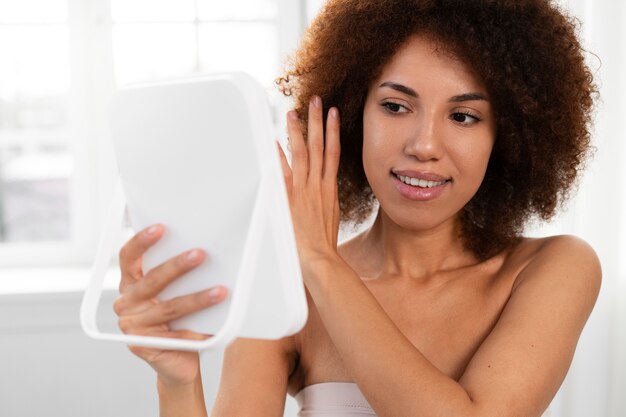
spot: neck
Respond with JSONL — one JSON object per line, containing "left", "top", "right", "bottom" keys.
{"left": 358, "top": 207, "right": 479, "bottom": 282}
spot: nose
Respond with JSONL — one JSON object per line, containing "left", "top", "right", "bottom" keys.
{"left": 403, "top": 112, "right": 445, "bottom": 161}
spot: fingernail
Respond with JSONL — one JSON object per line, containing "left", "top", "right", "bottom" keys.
{"left": 288, "top": 110, "right": 299, "bottom": 120}
{"left": 186, "top": 249, "right": 200, "bottom": 263}
{"left": 329, "top": 107, "right": 338, "bottom": 118}
{"left": 206, "top": 287, "right": 224, "bottom": 300}
{"left": 145, "top": 225, "right": 159, "bottom": 236}
{"left": 311, "top": 95, "right": 321, "bottom": 108}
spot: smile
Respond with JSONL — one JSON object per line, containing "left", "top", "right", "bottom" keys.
{"left": 390, "top": 172, "right": 450, "bottom": 201}
{"left": 394, "top": 173, "right": 449, "bottom": 188}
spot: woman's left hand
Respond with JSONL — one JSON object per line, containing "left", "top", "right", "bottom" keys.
{"left": 276, "top": 95, "right": 342, "bottom": 270}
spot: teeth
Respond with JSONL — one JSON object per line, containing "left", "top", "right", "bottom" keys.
{"left": 397, "top": 174, "right": 447, "bottom": 188}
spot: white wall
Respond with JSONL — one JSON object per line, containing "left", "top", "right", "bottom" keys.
{"left": 0, "top": 291, "right": 158, "bottom": 417}
{"left": 0, "top": 289, "right": 299, "bottom": 417}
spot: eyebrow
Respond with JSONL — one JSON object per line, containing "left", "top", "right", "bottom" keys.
{"left": 379, "top": 81, "right": 488, "bottom": 102}
{"left": 449, "top": 93, "right": 488, "bottom": 102}
{"left": 379, "top": 81, "right": 417, "bottom": 97}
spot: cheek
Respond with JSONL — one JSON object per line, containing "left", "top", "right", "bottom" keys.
{"left": 362, "top": 129, "right": 385, "bottom": 162}
{"left": 451, "top": 139, "right": 494, "bottom": 189}
{"left": 362, "top": 112, "right": 383, "bottom": 173}
{"left": 363, "top": 110, "right": 385, "bottom": 146}
{"left": 362, "top": 114, "right": 398, "bottom": 182}
{"left": 361, "top": 133, "right": 380, "bottom": 186}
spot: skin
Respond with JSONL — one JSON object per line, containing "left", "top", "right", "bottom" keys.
{"left": 115, "top": 35, "right": 601, "bottom": 417}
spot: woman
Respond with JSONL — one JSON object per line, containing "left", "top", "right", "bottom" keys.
{"left": 113, "top": 0, "right": 601, "bottom": 416}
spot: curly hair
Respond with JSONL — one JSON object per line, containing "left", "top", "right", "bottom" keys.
{"left": 276, "top": 0, "right": 598, "bottom": 260}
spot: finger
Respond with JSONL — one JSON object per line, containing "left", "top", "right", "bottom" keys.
{"left": 332, "top": 196, "right": 340, "bottom": 246}
{"left": 128, "top": 328, "right": 210, "bottom": 341}
{"left": 307, "top": 95, "right": 324, "bottom": 181}
{"left": 126, "top": 329, "right": 210, "bottom": 359}
{"left": 125, "top": 327, "right": 211, "bottom": 361}
{"left": 168, "top": 329, "right": 212, "bottom": 340}
{"left": 120, "top": 322, "right": 168, "bottom": 336}
{"left": 286, "top": 109, "right": 308, "bottom": 189}
{"left": 323, "top": 107, "right": 341, "bottom": 183}
{"left": 122, "top": 286, "right": 227, "bottom": 330}
{"left": 276, "top": 140, "right": 293, "bottom": 199}
{"left": 113, "top": 293, "right": 157, "bottom": 316}
{"left": 127, "top": 248, "right": 206, "bottom": 302}
{"left": 119, "top": 224, "right": 164, "bottom": 287}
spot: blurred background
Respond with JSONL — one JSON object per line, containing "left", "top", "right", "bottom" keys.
{"left": 0, "top": 0, "right": 623, "bottom": 416}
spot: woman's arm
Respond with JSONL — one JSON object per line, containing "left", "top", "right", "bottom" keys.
{"left": 302, "top": 235, "right": 601, "bottom": 417}
{"left": 156, "top": 335, "right": 295, "bottom": 417}
{"left": 211, "top": 336, "right": 296, "bottom": 417}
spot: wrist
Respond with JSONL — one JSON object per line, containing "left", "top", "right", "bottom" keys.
{"left": 301, "top": 250, "right": 348, "bottom": 284}
{"left": 157, "top": 373, "right": 207, "bottom": 417}
{"left": 157, "top": 376, "right": 196, "bottom": 393}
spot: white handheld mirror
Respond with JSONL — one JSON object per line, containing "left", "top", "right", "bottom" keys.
{"left": 80, "top": 72, "right": 308, "bottom": 351}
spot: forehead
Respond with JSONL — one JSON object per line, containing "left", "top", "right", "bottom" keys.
{"left": 374, "top": 35, "right": 487, "bottom": 92}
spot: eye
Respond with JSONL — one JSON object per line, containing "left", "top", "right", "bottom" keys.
{"left": 381, "top": 101, "right": 409, "bottom": 114}
{"left": 451, "top": 111, "right": 481, "bottom": 125}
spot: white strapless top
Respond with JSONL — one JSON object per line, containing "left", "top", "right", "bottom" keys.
{"left": 295, "top": 382, "right": 551, "bottom": 417}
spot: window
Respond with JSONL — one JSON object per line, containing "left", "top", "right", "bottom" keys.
{"left": 0, "top": 0, "right": 306, "bottom": 268}
{"left": 110, "top": 0, "right": 280, "bottom": 88}
{"left": 0, "top": 0, "right": 72, "bottom": 244}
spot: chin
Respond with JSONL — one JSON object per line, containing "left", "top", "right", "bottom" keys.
{"left": 381, "top": 203, "right": 456, "bottom": 232}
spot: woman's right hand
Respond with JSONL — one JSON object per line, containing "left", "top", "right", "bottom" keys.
{"left": 113, "top": 223, "right": 227, "bottom": 387}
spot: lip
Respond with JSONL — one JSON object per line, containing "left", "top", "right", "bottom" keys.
{"left": 391, "top": 172, "right": 450, "bottom": 201}
{"left": 392, "top": 169, "right": 451, "bottom": 182}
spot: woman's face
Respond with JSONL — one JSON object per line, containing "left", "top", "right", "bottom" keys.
{"left": 362, "top": 35, "right": 497, "bottom": 231}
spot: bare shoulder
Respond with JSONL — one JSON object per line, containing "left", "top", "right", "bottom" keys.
{"left": 522, "top": 233, "right": 600, "bottom": 265}
{"left": 458, "top": 235, "right": 602, "bottom": 415}
{"left": 512, "top": 234, "right": 602, "bottom": 296}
